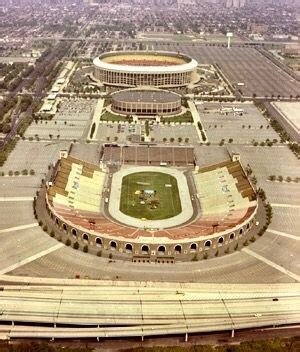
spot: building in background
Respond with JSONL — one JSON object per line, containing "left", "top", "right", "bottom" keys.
{"left": 225, "top": 0, "right": 246, "bottom": 8}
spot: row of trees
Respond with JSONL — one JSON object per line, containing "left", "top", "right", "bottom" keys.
{"left": 268, "top": 175, "right": 299, "bottom": 183}
{"left": 0, "top": 169, "right": 35, "bottom": 176}
{"left": 0, "top": 97, "right": 17, "bottom": 121}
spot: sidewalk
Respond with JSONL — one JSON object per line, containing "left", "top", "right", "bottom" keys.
{"left": 188, "top": 100, "right": 208, "bottom": 143}
{"left": 88, "top": 98, "right": 105, "bottom": 140}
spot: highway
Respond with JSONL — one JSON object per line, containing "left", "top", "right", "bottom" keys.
{"left": 0, "top": 279, "right": 299, "bottom": 339}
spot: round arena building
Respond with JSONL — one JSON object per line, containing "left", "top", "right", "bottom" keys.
{"left": 93, "top": 51, "right": 198, "bottom": 88}
{"left": 111, "top": 89, "right": 182, "bottom": 116}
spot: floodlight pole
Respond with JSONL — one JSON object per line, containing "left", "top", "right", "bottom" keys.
{"left": 227, "top": 36, "right": 231, "bottom": 49}
{"left": 227, "top": 33, "right": 233, "bottom": 49}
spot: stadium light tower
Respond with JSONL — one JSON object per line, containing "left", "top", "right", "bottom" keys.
{"left": 227, "top": 32, "right": 233, "bottom": 49}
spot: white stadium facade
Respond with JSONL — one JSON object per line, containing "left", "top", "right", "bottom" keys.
{"left": 93, "top": 51, "right": 198, "bottom": 88}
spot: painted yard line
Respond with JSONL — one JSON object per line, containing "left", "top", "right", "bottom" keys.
{"left": 0, "top": 223, "right": 38, "bottom": 234}
{"left": 0, "top": 197, "right": 34, "bottom": 202}
{"left": 0, "top": 243, "right": 65, "bottom": 275}
{"left": 271, "top": 203, "right": 300, "bottom": 209}
{"left": 268, "top": 229, "right": 300, "bottom": 241}
{"left": 242, "top": 248, "right": 300, "bottom": 282}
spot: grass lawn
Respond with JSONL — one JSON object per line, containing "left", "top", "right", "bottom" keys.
{"left": 161, "top": 111, "right": 193, "bottom": 123}
{"left": 120, "top": 172, "right": 182, "bottom": 220}
{"left": 101, "top": 111, "right": 129, "bottom": 122}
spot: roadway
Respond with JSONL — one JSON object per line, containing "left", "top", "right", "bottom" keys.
{"left": 0, "top": 279, "right": 299, "bottom": 339}
{"left": 0, "top": 44, "right": 67, "bottom": 150}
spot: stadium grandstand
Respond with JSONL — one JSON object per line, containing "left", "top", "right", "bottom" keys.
{"left": 100, "top": 144, "right": 195, "bottom": 166}
{"left": 45, "top": 150, "right": 258, "bottom": 261}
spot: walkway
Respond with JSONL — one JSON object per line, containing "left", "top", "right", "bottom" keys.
{"left": 88, "top": 98, "right": 105, "bottom": 140}
{"left": 271, "top": 203, "right": 300, "bottom": 209}
{"left": 0, "top": 196, "right": 34, "bottom": 202}
{"left": 188, "top": 100, "right": 208, "bottom": 143}
{"left": 0, "top": 223, "right": 38, "bottom": 234}
{"left": 268, "top": 229, "right": 300, "bottom": 241}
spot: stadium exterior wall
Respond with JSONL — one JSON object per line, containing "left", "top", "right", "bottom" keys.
{"left": 93, "top": 51, "right": 198, "bottom": 88}
{"left": 111, "top": 100, "right": 181, "bottom": 116}
{"left": 111, "top": 89, "right": 182, "bottom": 116}
{"left": 45, "top": 193, "right": 258, "bottom": 261}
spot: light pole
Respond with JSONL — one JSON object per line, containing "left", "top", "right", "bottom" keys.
{"left": 227, "top": 32, "right": 233, "bottom": 49}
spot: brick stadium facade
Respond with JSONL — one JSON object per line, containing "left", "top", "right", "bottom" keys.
{"left": 111, "top": 89, "right": 182, "bottom": 116}
{"left": 93, "top": 51, "right": 198, "bottom": 88}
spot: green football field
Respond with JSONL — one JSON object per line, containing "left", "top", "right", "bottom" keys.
{"left": 120, "top": 172, "right": 182, "bottom": 220}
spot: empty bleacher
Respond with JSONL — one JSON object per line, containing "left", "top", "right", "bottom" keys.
{"left": 47, "top": 157, "right": 257, "bottom": 242}
{"left": 191, "top": 160, "right": 257, "bottom": 235}
{"left": 48, "top": 156, "right": 105, "bottom": 214}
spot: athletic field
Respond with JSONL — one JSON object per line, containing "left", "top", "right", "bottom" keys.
{"left": 120, "top": 172, "right": 182, "bottom": 220}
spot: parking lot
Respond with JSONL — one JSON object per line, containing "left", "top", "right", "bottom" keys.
{"left": 154, "top": 44, "right": 300, "bottom": 97}
{"left": 226, "top": 144, "right": 300, "bottom": 204}
{"left": 0, "top": 136, "right": 299, "bottom": 284}
{"left": 0, "top": 140, "right": 70, "bottom": 177}
{"left": 0, "top": 43, "right": 299, "bottom": 286}
{"left": 150, "top": 124, "right": 199, "bottom": 144}
{"left": 197, "top": 102, "right": 279, "bottom": 144}
{"left": 25, "top": 99, "right": 96, "bottom": 140}
{"left": 96, "top": 122, "right": 142, "bottom": 143}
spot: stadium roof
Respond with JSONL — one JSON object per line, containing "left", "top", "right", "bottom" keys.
{"left": 94, "top": 51, "right": 198, "bottom": 74}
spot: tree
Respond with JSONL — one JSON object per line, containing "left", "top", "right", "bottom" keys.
{"left": 90, "top": 122, "right": 96, "bottom": 139}
{"left": 268, "top": 175, "right": 276, "bottom": 181}
{"left": 2, "top": 123, "right": 11, "bottom": 134}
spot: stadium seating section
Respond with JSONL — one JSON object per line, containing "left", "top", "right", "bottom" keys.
{"left": 47, "top": 158, "right": 256, "bottom": 240}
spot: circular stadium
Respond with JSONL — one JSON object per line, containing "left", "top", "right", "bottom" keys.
{"left": 93, "top": 51, "right": 198, "bottom": 88}
{"left": 45, "top": 145, "right": 259, "bottom": 262}
{"left": 111, "top": 89, "right": 182, "bottom": 116}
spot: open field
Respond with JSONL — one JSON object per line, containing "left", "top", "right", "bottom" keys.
{"left": 120, "top": 171, "right": 182, "bottom": 220}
